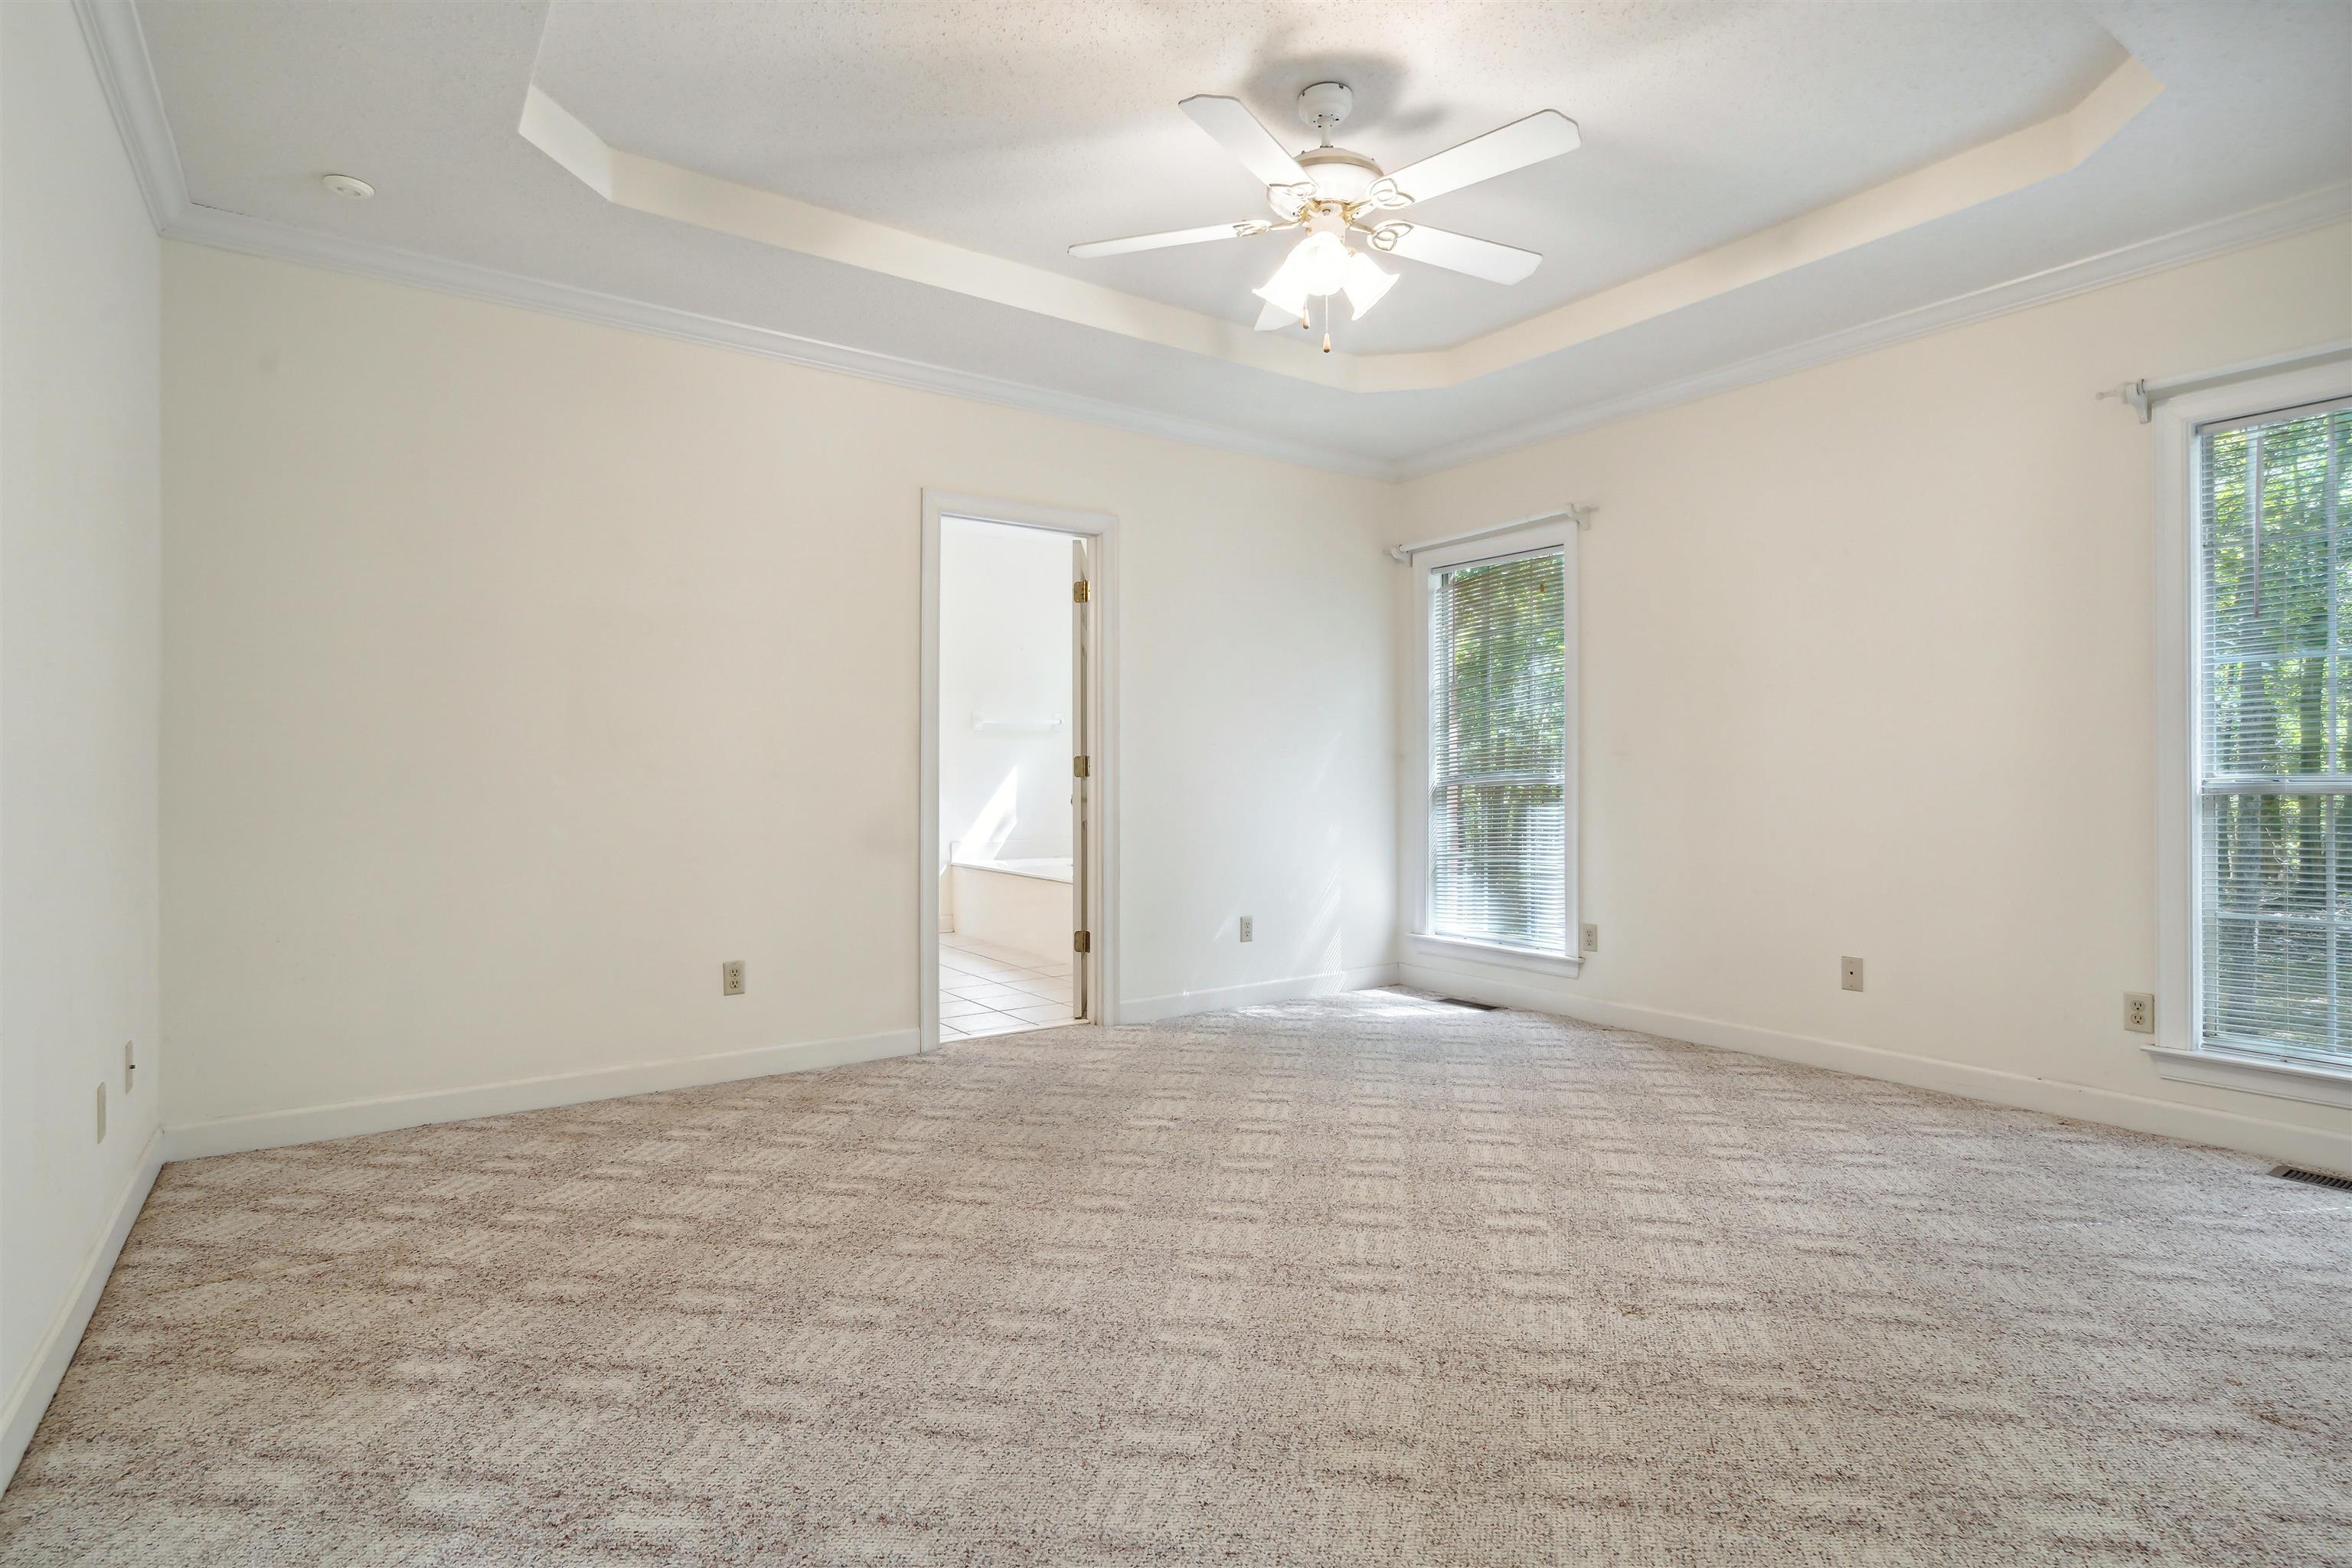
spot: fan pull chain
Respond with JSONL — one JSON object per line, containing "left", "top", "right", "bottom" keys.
{"left": 1321, "top": 295, "right": 1331, "bottom": 354}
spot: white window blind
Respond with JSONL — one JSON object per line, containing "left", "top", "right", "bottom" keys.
{"left": 1428, "top": 547, "right": 1567, "bottom": 953}
{"left": 2197, "top": 395, "right": 2352, "bottom": 1070}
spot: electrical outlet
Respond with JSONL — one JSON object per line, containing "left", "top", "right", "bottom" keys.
{"left": 721, "top": 960, "right": 745, "bottom": 996}
{"left": 95, "top": 1083, "right": 106, "bottom": 1143}
{"left": 124, "top": 1040, "right": 136, "bottom": 1095}
{"left": 2124, "top": 992, "right": 2154, "bottom": 1033}
{"left": 1841, "top": 956, "right": 1865, "bottom": 992}
{"left": 1238, "top": 916, "right": 1253, "bottom": 942}
{"left": 1580, "top": 923, "right": 1599, "bottom": 953}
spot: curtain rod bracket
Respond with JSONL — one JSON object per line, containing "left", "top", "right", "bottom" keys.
{"left": 2099, "top": 379, "right": 2152, "bottom": 423}
{"left": 2095, "top": 345, "right": 2352, "bottom": 424}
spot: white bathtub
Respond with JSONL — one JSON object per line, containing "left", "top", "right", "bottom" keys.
{"left": 946, "top": 855, "right": 1073, "bottom": 958}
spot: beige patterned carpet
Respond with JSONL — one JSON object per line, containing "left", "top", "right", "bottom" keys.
{"left": 4, "top": 991, "right": 2348, "bottom": 1566}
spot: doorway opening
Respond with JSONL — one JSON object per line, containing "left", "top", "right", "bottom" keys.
{"left": 920, "top": 492, "right": 1115, "bottom": 1049}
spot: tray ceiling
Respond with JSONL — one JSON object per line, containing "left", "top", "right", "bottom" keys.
{"left": 127, "top": 1, "right": 2352, "bottom": 474}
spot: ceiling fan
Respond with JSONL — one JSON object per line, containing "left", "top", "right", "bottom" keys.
{"left": 1069, "top": 82, "right": 1579, "bottom": 350}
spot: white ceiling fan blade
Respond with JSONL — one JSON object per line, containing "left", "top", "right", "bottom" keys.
{"left": 1179, "top": 95, "right": 1309, "bottom": 190}
{"left": 1068, "top": 221, "right": 1264, "bottom": 259}
{"left": 1382, "top": 110, "right": 1580, "bottom": 205}
{"left": 1377, "top": 223, "right": 1542, "bottom": 284}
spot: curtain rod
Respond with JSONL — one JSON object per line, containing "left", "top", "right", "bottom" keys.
{"left": 2098, "top": 341, "right": 2352, "bottom": 423}
{"left": 1388, "top": 505, "right": 1595, "bottom": 564}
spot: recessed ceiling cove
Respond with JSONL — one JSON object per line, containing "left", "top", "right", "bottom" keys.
{"left": 132, "top": 1, "right": 2352, "bottom": 472}
{"left": 521, "top": 43, "right": 2160, "bottom": 390}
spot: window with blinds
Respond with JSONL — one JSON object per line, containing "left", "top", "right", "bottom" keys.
{"left": 2197, "top": 396, "right": 2352, "bottom": 1070}
{"left": 1428, "top": 547, "right": 1568, "bottom": 954}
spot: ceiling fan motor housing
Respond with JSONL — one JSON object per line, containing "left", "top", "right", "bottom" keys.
{"left": 1297, "top": 80, "right": 1354, "bottom": 134}
{"left": 1298, "top": 146, "right": 1380, "bottom": 203}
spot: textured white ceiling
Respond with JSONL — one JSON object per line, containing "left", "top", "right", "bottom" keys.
{"left": 136, "top": 1, "right": 2352, "bottom": 470}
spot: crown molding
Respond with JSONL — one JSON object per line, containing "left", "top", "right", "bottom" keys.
{"left": 71, "top": 2, "right": 1381, "bottom": 482}
{"left": 521, "top": 56, "right": 2162, "bottom": 396}
{"left": 1370, "top": 54, "right": 2164, "bottom": 392}
{"left": 1392, "top": 181, "right": 2352, "bottom": 480}
{"left": 70, "top": 0, "right": 186, "bottom": 230}
{"left": 70, "top": 0, "right": 2352, "bottom": 486}
{"left": 521, "top": 84, "right": 1354, "bottom": 393}
{"left": 145, "top": 182, "right": 2352, "bottom": 490}
{"left": 162, "top": 204, "right": 1393, "bottom": 479}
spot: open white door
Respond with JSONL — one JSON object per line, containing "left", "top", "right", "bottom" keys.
{"left": 920, "top": 490, "right": 1116, "bottom": 1050}
{"left": 1071, "top": 537, "right": 1092, "bottom": 1020}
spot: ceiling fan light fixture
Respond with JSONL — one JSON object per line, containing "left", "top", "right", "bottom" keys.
{"left": 1252, "top": 270, "right": 1309, "bottom": 319}
{"left": 1073, "top": 85, "right": 1581, "bottom": 341}
{"left": 1341, "top": 250, "right": 1397, "bottom": 320}
{"left": 1251, "top": 234, "right": 1318, "bottom": 317}
{"left": 1292, "top": 230, "right": 1355, "bottom": 296}
{"left": 1256, "top": 228, "right": 1358, "bottom": 314}
{"left": 1300, "top": 233, "right": 1354, "bottom": 297}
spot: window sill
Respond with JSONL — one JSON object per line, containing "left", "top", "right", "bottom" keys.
{"left": 1405, "top": 933, "right": 1583, "bottom": 979}
{"left": 2143, "top": 1044, "right": 2352, "bottom": 1109}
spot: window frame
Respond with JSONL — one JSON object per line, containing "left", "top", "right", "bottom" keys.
{"left": 2152, "top": 359, "right": 2352, "bottom": 1106}
{"left": 1405, "top": 519, "right": 1581, "bottom": 978}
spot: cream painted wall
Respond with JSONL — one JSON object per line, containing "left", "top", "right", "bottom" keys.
{"left": 145, "top": 135, "right": 2347, "bottom": 1168}
{"left": 940, "top": 518, "right": 1073, "bottom": 868}
{"left": 1, "top": 0, "right": 164, "bottom": 1476}
{"left": 161, "top": 242, "right": 1398, "bottom": 1134}
{"left": 1397, "top": 220, "right": 2352, "bottom": 1165}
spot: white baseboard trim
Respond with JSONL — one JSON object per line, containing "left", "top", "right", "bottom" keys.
{"left": 1121, "top": 964, "right": 1402, "bottom": 1026}
{"left": 165, "top": 1028, "right": 919, "bottom": 1161}
{"left": 2, "top": 1126, "right": 165, "bottom": 1493}
{"left": 1400, "top": 963, "right": 2352, "bottom": 1173}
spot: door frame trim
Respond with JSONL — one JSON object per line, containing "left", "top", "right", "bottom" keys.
{"left": 919, "top": 490, "right": 1120, "bottom": 1050}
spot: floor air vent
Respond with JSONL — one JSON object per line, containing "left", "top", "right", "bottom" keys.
{"left": 1438, "top": 997, "right": 1501, "bottom": 1011}
{"left": 2271, "top": 1165, "right": 2352, "bottom": 1194}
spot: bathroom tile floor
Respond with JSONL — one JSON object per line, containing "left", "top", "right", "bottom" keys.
{"left": 938, "top": 934, "right": 1079, "bottom": 1038}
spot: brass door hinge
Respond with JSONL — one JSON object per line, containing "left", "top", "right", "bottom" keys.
{"left": 1073, "top": 755, "right": 1090, "bottom": 778}
{"left": 1072, "top": 580, "right": 1090, "bottom": 603}
{"left": 1073, "top": 930, "right": 1091, "bottom": 954}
